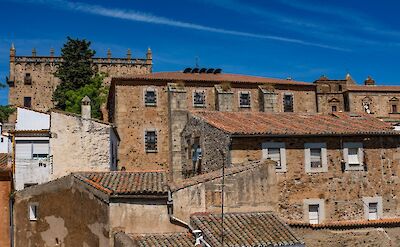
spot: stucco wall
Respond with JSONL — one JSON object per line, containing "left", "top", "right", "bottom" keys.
{"left": 14, "top": 177, "right": 110, "bottom": 247}
{"left": 109, "top": 200, "right": 181, "bottom": 234}
{"left": 172, "top": 161, "right": 278, "bottom": 223}
{"left": 229, "top": 135, "right": 400, "bottom": 222}
{"left": 50, "top": 112, "right": 112, "bottom": 179}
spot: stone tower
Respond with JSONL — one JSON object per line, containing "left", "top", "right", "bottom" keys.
{"left": 7, "top": 45, "right": 153, "bottom": 113}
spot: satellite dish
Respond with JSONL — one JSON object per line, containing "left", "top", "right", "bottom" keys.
{"left": 183, "top": 68, "right": 192, "bottom": 73}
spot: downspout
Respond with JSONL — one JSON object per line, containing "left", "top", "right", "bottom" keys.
{"left": 166, "top": 188, "right": 211, "bottom": 247}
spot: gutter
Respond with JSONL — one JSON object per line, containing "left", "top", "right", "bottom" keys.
{"left": 166, "top": 188, "right": 211, "bottom": 247}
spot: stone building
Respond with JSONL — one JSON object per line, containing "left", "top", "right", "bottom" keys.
{"left": 7, "top": 44, "right": 152, "bottom": 112}
{"left": 182, "top": 111, "right": 400, "bottom": 225}
{"left": 11, "top": 99, "right": 119, "bottom": 190}
{"left": 107, "top": 71, "right": 316, "bottom": 179}
{"left": 315, "top": 75, "right": 400, "bottom": 122}
{"left": 12, "top": 159, "right": 299, "bottom": 246}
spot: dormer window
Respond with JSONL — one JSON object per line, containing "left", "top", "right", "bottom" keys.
{"left": 144, "top": 89, "right": 157, "bottom": 106}
{"left": 193, "top": 91, "right": 205, "bottom": 107}
{"left": 239, "top": 92, "right": 251, "bottom": 108}
{"left": 24, "top": 73, "right": 32, "bottom": 85}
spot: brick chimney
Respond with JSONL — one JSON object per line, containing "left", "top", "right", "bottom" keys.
{"left": 81, "top": 96, "right": 91, "bottom": 119}
{"left": 364, "top": 76, "right": 375, "bottom": 86}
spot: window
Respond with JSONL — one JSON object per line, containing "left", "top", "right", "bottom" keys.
{"left": 392, "top": 104, "right": 398, "bottom": 113}
{"left": 24, "top": 73, "right": 32, "bottom": 85}
{"left": 24, "top": 97, "right": 32, "bottom": 108}
{"left": 144, "top": 89, "right": 157, "bottom": 106}
{"left": 193, "top": 91, "right": 206, "bottom": 107}
{"left": 239, "top": 92, "right": 251, "bottom": 108}
{"left": 29, "top": 203, "right": 38, "bottom": 221}
{"left": 343, "top": 142, "right": 363, "bottom": 171}
{"left": 304, "top": 199, "right": 325, "bottom": 224}
{"left": 332, "top": 105, "right": 337, "bottom": 112}
{"left": 145, "top": 130, "right": 157, "bottom": 152}
{"left": 1, "top": 137, "right": 3, "bottom": 143}
{"left": 283, "top": 94, "right": 294, "bottom": 112}
{"left": 15, "top": 140, "right": 49, "bottom": 160}
{"left": 262, "top": 142, "right": 286, "bottom": 172}
{"left": 362, "top": 197, "right": 382, "bottom": 220}
{"left": 305, "top": 143, "right": 327, "bottom": 173}
{"left": 308, "top": 204, "right": 320, "bottom": 224}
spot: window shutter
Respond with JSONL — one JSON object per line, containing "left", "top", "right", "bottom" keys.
{"left": 32, "top": 142, "right": 49, "bottom": 155}
{"left": 15, "top": 142, "right": 32, "bottom": 159}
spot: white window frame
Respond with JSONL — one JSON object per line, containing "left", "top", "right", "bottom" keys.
{"left": 29, "top": 203, "right": 38, "bottom": 221}
{"left": 362, "top": 197, "right": 382, "bottom": 220}
{"left": 192, "top": 90, "right": 206, "bottom": 108}
{"left": 304, "top": 143, "right": 327, "bottom": 173}
{"left": 143, "top": 88, "right": 157, "bottom": 106}
{"left": 343, "top": 142, "right": 364, "bottom": 171}
{"left": 262, "top": 142, "right": 287, "bottom": 172}
{"left": 238, "top": 91, "right": 251, "bottom": 108}
{"left": 303, "top": 199, "right": 325, "bottom": 224}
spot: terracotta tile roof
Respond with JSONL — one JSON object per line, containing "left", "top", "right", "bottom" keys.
{"left": 114, "top": 71, "right": 312, "bottom": 86}
{"left": 73, "top": 171, "right": 168, "bottom": 197}
{"left": 191, "top": 111, "right": 398, "bottom": 136}
{"left": 289, "top": 218, "right": 400, "bottom": 229}
{"left": 347, "top": 85, "right": 400, "bottom": 92}
{"left": 132, "top": 232, "right": 194, "bottom": 246}
{"left": 0, "top": 153, "right": 10, "bottom": 172}
{"left": 171, "top": 160, "right": 273, "bottom": 191}
{"left": 191, "top": 211, "right": 304, "bottom": 247}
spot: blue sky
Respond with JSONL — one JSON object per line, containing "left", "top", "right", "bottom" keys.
{"left": 1, "top": 0, "right": 400, "bottom": 105}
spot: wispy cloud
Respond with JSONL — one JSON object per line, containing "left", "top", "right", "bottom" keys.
{"left": 6, "top": 0, "right": 348, "bottom": 51}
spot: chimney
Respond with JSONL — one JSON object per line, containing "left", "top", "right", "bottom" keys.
{"left": 50, "top": 48, "right": 54, "bottom": 57}
{"left": 127, "top": 48, "right": 131, "bottom": 61}
{"left": 364, "top": 76, "right": 375, "bottom": 86}
{"left": 32, "top": 48, "right": 37, "bottom": 57}
{"left": 81, "top": 96, "right": 91, "bottom": 119}
{"left": 146, "top": 47, "right": 152, "bottom": 65}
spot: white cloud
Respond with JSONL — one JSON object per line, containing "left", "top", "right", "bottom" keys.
{"left": 6, "top": 0, "right": 348, "bottom": 51}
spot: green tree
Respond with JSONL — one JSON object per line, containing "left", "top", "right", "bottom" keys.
{"left": 64, "top": 73, "right": 108, "bottom": 119}
{"left": 53, "top": 37, "right": 95, "bottom": 110}
{"left": 53, "top": 37, "right": 108, "bottom": 119}
{"left": 0, "top": 82, "right": 15, "bottom": 123}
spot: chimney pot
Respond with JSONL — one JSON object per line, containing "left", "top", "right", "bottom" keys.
{"left": 81, "top": 96, "right": 91, "bottom": 119}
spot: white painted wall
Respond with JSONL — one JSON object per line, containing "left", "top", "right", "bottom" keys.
{"left": 14, "top": 136, "right": 51, "bottom": 190}
{"left": 0, "top": 124, "right": 9, "bottom": 153}
{"left": 15, "top": 108, "right": 50, "bottom": 130}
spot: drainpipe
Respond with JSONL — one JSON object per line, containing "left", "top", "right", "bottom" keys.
{"left": 166, "top": 189, "right": 211, "bottom": 247}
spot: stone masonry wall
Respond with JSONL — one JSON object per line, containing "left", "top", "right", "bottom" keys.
{"left": 181, "top": 114, "right": 230, "bottom": 177}
{"left": 9, "top": 49, "right": 151, "bottom": 113}
{"left": 229, "top": 135, "right": 400, "bottom": 223}
{"left": 347, "top": 91, "right": 400, "bottom": 119}
{"left": 172, "top": 161, "right": 278, "bottom": 224}
{"left": 50, "top": 111, "right": 111, "bottom": 178}
{"left": 14, "top": 176, "right": 110, "bottom": 247}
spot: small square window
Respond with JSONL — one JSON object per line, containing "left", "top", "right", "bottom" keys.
{"left": 144, "top": 90, "right": 157, "bottom": 106}
{"left": 363, "top": 197, "right": 382, "bottom": 220}
{"left": 193, "top": 91, "right": 205, "bottom": 107}
{"left": 24, "top": 73, "right": 32, "bottom": 85}
{"left": 304, "top": 199, "right": 325, "bottom": 224}
{"left": 29, "top": 203, "right": 38, "bottom": 221}
{"left": 239, "top": 92, "right": 251, "bottom": 108}
{"left": 24, "top": 97, "right": 32, "bottom": 108}
{"left": 348, "top": 148, "right": 360, "bottom": 165}
{"left": 145, "top": 131, "right": 157, "bottom": 152}
{"left": 344, "top": 142, "right": 363, "bottom": 171}
{"left": 308, "top": 204, "right": 320, "bottom": 224}
{"left": 262, "top": 142, "right": 286, "bottom": 172}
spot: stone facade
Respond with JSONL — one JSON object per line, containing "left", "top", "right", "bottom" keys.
{"left": 109, "top": 75, "right": 316, "bottom": 180}
{"left": 8, "top": 46, "right": 152, "bottom": 112}
{"left": 182, "top": 112, "right": 400, "bottom": 225}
